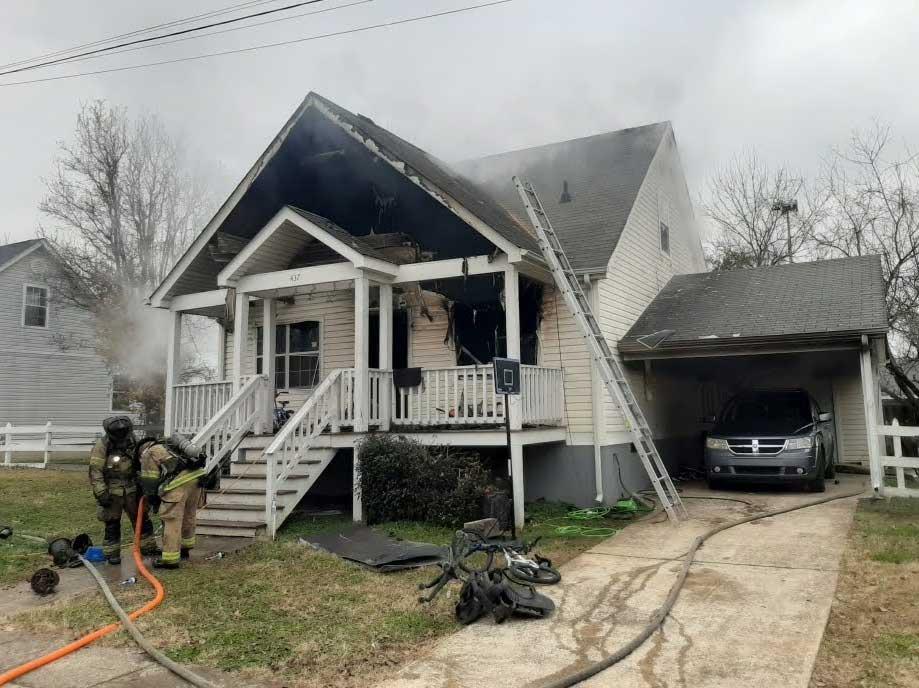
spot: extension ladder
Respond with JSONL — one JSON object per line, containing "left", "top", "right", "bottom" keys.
{"left": 513, "top": 177, "right": 687, "bottom": 523}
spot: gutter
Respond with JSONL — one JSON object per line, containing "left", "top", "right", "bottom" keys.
{"left": 619, "top": 328, "right": 888, "bottom": 360}
{"left": 585, "top": 274, "right": 604, "bottom": 504}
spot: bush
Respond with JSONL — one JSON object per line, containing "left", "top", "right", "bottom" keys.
{"left": 357, "top": 435, "right": 490, "bottom": 526}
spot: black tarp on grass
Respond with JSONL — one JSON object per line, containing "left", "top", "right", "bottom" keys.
{"left": 300, "top": 525, "right": 447, "bottom": 572}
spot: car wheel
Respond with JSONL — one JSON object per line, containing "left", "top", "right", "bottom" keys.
{"left": 809, "top": 452, "right": 826, "bottom": 493}
{"left": 824, "top": 450, "right": 836, "bottom": 479}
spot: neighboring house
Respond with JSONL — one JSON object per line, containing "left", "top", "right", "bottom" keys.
{"left": 148, "top": 92, "right": 887, "bottom": 538}
{"left": 0, "top": 239, "right": 113, "bottom": 426}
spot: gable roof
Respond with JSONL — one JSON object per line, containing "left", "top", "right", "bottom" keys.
{"left": 0, "top": 239, "right": 44, "bottom": 274}
{"left": 456, "top": 122, "right": 670, "bottom": 273}
{"left": 149, "top": 92, "right": 540, "bottom": 307}
{"left": 619, "top": 255, "right": 888, "bottom": 356}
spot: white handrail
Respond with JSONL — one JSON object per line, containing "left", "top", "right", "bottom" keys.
{"left": 193, "top": 375, "right": 267, "bottom": 474}
{"left": 172, "top": 380, "right": 234, "bottom": 435}
{"left": 263, "top": 369, "right": 343, "bottom": 537}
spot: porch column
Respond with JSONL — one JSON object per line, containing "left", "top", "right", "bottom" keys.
{"left": 232, "top": 291, "right": 249, "bottom": 392}
{"left": 216, "top": 321, "right": 226, "bottom": 380}
{"left": 260, "top": 297, "right": 277, "bottom": 433}
{"left": 353, "top": 275, "right": 370, "bottom": 432}
{"left": 860, "top": 335, "right": 883, "bottom": 495}
{"left": 163, "top": 311, "right": 182, "bottom": 436}
{"left": 379, "top": 283, "right": 393, "bottom": 431}
{"left": 504, "top": 265, "right": 522, "bottom": 431}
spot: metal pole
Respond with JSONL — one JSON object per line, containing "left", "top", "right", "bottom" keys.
{"left": 504, "top": 392, "right": 516, "bottom": 540}
{"left": 786, "top": 211, "right": 793, "bottom": 263}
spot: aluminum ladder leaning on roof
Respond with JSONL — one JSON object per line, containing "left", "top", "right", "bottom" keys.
{"left": 512, "top": 176, "right": 687, "bottom": 524}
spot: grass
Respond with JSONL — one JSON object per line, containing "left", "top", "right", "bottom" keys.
{"left": 0, "top": 468, "right": 99, "bottom": 586}
{"left": 810, "top": 497, "right": 919, "bottom": 688}
{"left": 0, "top": 469, "right": 630, "bottom": 687}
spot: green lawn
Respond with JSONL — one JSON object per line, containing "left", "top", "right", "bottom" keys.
{"left": 2, "top": 469, "right": 633, "bottom": 687}
{"left": 0, "top": 468, "right": 98, "bottom": 586}
{"left": 811, "top": 497, "right": 919, "bottom": 688}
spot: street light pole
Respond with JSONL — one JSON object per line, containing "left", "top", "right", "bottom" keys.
{"left": 771, "top": 200, "right": 799, "bottom": 263}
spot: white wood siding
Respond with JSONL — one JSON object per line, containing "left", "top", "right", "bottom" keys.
{"left": 408, "top": 290, "right": 456, "bottom": 369}
{"left": 0, "top": 247, "right": 113, "bottom": 425}
{"left": 833, "top": 365, "right": 868, "bottom": 464}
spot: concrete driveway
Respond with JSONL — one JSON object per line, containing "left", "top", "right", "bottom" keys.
{"left": 376, "top": 475, "right": 866, "bottom": 688}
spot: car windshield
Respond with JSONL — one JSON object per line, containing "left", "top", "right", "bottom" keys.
{"left": 716, "top": 392, "right": 812, "bottom": 435}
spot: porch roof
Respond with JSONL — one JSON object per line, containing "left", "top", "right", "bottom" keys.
{"left": 619, "top": 255, "right": 888, "bottom": 359}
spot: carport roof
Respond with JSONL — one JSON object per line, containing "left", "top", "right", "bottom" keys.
{"left": 619, "top": 255, "right": 888, "bottom": 357}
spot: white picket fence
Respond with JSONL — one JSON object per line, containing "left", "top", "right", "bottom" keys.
{"left": 875, "top": 418, "right": 919, "bottom": 497}
{"left": 1, "top": 422, "right": 101, "bottom": 469}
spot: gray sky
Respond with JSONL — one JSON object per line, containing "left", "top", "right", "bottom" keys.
{"left": 2, "top": 0, "right": 918, "bottom": 244}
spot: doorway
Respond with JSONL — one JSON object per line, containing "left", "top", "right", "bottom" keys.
{"left": 369, "top": 309, "right": 409, "bottom": 369}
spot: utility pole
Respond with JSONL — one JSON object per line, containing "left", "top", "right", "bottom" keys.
{"left": 772, "top": 200, "right": 799, "bottom": 263}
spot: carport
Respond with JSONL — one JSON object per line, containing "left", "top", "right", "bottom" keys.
{"left": 618, "top": 256, "right": 888, "bottom": 486}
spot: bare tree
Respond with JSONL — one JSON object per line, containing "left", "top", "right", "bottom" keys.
{"left": 38, "top": 100, "right": 217, "bottom": 423}
{"left": 702, "top": 151, "right": 823, "bottom": 270}
{"left": 815, "top": 123, "right": 919, "bottom": 417}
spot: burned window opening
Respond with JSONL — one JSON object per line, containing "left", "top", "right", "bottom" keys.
{"left": 428, "top": 273, "right": 542, "bottom": 366}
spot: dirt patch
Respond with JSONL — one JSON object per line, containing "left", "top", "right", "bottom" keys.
{"left": 678, "top": 566, "right": 746, "bottom": 605}
{"left": 810, "top": 498, "right": 919, "bottom": 688}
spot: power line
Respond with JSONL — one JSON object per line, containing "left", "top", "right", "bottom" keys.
{"left": 0, "top": 0, "right": 329, "bottom": 77}
{"left": 14, "top": 0, "right": 373, "bottom": 72}
{"left": 0, "top": 0, "right": 285, "bottom": 72}
{"left": 0, "top": 0, "right": 514, "bottom": 87}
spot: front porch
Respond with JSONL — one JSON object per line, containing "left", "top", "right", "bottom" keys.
{"left": 171, "top": 364, "right": 566, "bottom": 437}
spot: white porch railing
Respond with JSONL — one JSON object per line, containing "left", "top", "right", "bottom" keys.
{"left": 193, "top": 375, "right": 269, "bottom": 474}
{"left": 392, "top": 365, "right": 503, "bottom": 426}
{"left": 263, "top": 369, "right": 343, "bottom": 537}
{"left": 521, "top": 365, "right": 565, "bottom": 426}
{"left": 875, "top": 419, "right": 919, "bottom": 497}
{"left": 170, "top": 364, "right": 565, "bottom": 441}
{"left": 173, "top": 380, "right": 234, "bottom": 435}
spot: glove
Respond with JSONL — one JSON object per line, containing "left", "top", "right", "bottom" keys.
{"left": 96, "top": 491, "right": 113, "bottom": 507}
{"left": 147, "top": 495, "right": 162, "bottom": 514}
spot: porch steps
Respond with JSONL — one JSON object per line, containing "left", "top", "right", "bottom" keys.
{"left": 197, "top": 439, "right": 338, "bottom": 538}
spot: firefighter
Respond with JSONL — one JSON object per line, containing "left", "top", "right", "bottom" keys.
{"left": 138, "top": 434, "right": 207, "bottom": 569}
{"left": 88, "top": 416, "right": 157, "bottom": 564}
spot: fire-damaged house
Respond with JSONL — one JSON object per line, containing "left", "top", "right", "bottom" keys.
{"left": 148, "top": 92, "right": 887, "bottom": 537}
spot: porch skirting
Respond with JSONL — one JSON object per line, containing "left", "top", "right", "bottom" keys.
{"left": 524, "top": 443, "right": 651, "bottom": 508}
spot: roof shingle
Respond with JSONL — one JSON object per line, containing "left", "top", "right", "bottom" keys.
{"left": 620, "top": 256, "right": 888, "bottom": 353}
{"left": 456, "top": 123, "right": 669, "bottom": 272}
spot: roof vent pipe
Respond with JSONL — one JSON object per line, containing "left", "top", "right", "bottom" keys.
{"left": 560, "top": 180, "right": 572, "bottom": 204}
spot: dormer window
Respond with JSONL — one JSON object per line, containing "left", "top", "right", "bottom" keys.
{"left": 23, "top": 284, "right": 48, "bottom": 328}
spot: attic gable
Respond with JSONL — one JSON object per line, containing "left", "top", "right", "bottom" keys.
{"left": 150, "top": 93, "right": 535, "bottom": 307}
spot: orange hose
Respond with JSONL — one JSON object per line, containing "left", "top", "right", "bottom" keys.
{"left": 0, "top": 497, "right": 165, "bottom": 686}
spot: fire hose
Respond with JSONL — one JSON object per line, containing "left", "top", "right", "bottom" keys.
{"left": 0, "top": 497, "right": 215, "bottom": 688}
{"left": 538, "top": 488, "right": 867, "bottom": 688}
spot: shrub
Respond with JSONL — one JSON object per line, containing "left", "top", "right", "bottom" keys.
{"left": 357, "top": 435, "right": 490, "bottom": 526}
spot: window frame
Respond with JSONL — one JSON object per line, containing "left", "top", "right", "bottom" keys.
{"left": 256, "top": 320, "right": 322, "bottom": 390}
{"left": 22, "top": 283, "right": 50, "bottom": 329}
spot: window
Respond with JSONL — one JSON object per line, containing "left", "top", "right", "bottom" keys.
{"left": 256, "top": 321, "right": 321, "bottom": 389}
{"left": 659, "top": 221, "right": 671, "bottom": 255}
{"left": 23, "top": 285, "right": 48, "bottom": 328}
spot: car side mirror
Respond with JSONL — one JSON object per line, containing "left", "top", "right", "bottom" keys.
{"left": 700, "top": 415, "right": 716, "bottom": 424}
{"left": 818, "top": 412, "right": 832, "bottom": 422}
